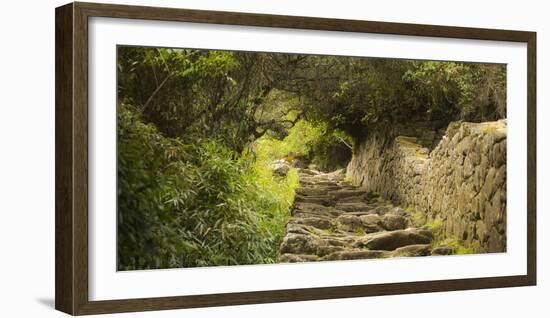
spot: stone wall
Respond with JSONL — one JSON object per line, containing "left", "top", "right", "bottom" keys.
{"left": 346, "top": 120, "right": 507, "bottom": 252}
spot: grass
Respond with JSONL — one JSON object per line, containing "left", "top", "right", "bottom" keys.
{"left": 404, "top": 206, "right": 477, "bottom": 255}
{"left": 433, "top": 237, "right": 477, "bottom": 255}
{"left": 322, "top": 221, "right": 339, "bottom": 235}
{"left": 395, "top": 136, "right": 429, "bottom": 159}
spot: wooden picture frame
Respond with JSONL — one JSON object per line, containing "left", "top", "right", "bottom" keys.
{"left": 55, "top": 2, "right": 536, "bottom": 315}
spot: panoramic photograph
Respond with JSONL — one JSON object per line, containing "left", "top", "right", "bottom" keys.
{"left": 116, "top": 46, "right": 507, "bottom": 271}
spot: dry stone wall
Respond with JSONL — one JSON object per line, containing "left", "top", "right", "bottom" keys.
{"left": 346, "top": 120, "right": 507, "bottom": 253}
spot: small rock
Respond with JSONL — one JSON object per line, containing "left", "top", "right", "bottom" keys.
{"left": 336, "top": 215, "right": 363, "bottom": 232}
{"left": 372, "top": 206, "right": 392, "bottom": 215}
{"left": 359, "top": 214, "right": 384, "bottom": 233}
{"left": 390, "top": 207, "right": 408, "bottom": 216}
{"left": 392, "top": 244, "right": 431, "bottom": 257}
{"left": 381, "top": 213, "right": 408, "bottom": 230}
{"left": 431, "top": 245, "right": 456, "bottom": 256}
{"left": 271, "top": 163, "right": 290, "bottom": 176}
{"left": 308, "top": 164, "right": 320, "bottom": 171}
{"left": 280, "top": 233, "right": 320, "bottom": 254}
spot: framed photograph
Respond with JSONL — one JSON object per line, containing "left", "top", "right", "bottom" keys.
{"left": 55, "top": 2, "right": 536, "bottom": 315}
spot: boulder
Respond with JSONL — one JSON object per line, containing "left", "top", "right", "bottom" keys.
{"left": 355, "top": 228, "right": 434, "bottom": 251}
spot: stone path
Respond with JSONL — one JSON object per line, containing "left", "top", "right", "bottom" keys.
{"left": 279, "top": 168, "right": 451, "bottom": 262}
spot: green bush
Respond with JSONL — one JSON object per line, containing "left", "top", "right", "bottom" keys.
{"left": 256, "top": 120, "right": 352, "bottom": 171}
{"left": 117, "top": 105, "right": 298, "bottom": 270}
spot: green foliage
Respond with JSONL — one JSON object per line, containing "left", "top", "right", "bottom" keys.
{"left": 117, "top": 105, "right": 298, "bottom": 270}
{"left": 116, "top": 46, "right": 503, "bottom": 269}
{"left": 285, "top": 58, "right": 506, "bottom": 139}
{"left": 256, "top": 120, "right": 352, "bottom": 171}
{"left": 118, "top": 47, "right": 261, "bottom": 152}
{"left": 403, "top": 61, "right": 506, "bottom": 122}
{"left": 247, "top": 155, "right": 300, "bottom": 262}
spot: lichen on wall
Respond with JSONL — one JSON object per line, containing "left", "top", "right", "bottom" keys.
{"left": 346, "top": 120, "right": 507, "bottom": 253}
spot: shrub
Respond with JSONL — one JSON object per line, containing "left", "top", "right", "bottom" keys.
{"left": 117, "top": 105, "right": 298, "bottom": 270}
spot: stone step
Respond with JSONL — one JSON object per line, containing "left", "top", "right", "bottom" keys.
{"left": 279, "top": 233, "right": 347, "bottom": 256}
{"left": 328, "top": 189, "right": 368, "bottom": 200}
{"left": 354, "top": 228, "right": 434, "bottom": 251}
{"left": 299, "top": 180, "right": 340, "bottom": 187}
{"left": 296, "top": 187, "right": 341, "bottom": 196}
{"left": 295, "top": 195, "right": 333, "bottom": 206}
{"left": 336, "top": 195, "right": 370, "bottom": 204}
{"left": 336, "top": 214, "right": 384, "bottom": 233}
{"left": 294, "top": 202, "right": 342, "bottom": 215}
{"left": 280, "top": 169, "right": 437, "bottom": 263}
{"left": 334, "top": 201, "right": 374, "bottom": 212}
{"left": 297, "top": 169, "right": 321, "bottom": 176}
{"left": 289, "top": 217, "right": 333, "bottom": 230}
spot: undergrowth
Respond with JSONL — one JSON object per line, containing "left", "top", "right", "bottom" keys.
{"left": 405, "top": 206, "right": 478, "bottom": 255}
